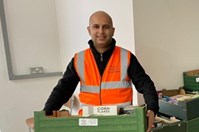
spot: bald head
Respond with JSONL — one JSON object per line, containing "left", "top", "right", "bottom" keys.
{"left": 89, "top": 11, "right": 113, "bottom": 27}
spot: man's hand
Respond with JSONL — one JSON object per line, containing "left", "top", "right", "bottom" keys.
{"left": 146, "top": 110, "right": 155, "bottom": 132}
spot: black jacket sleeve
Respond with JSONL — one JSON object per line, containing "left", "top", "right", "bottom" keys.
{"left": 128, "top": 53, "right": 159, "bottom": 115}
{"left": 43, "top": 58, "right": 79, "bottom": 115}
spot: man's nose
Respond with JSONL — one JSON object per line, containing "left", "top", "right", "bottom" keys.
{"left": 98, "top": 27, "right": 105, "bottom": 33}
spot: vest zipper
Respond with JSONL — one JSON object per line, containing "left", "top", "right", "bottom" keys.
{"left": 99, "top": 54, "right": 103, "bottom": 105}
{"left": 100, "top": 54, "right": 103, "bottom": 62}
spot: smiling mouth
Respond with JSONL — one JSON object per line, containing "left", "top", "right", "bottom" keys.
{"left": 97, "top": 36, "right": 106, "bottom": 40}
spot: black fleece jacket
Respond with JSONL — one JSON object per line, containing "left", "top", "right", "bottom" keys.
{"left": 43, "top": 39, "right": 159, "bottom": 115}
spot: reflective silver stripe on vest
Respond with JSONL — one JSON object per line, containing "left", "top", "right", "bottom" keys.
{"left": 120, "top": 48, "right": 128, "bottom": 80}
{"left": 77, "top": 51, "right": 85, "bottom": 83}
{"left": 101, "top": 81, "right": 132, "bottom": 89}
{"left": 80, "top": 81, "right": 132, "bottom": 93}
{"left": 81, "top": 85, "right": 100, "bottom": 93}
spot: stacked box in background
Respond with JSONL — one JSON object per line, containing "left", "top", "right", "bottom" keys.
{"left": 183, "top": 69, "right": 199, "bottom": 91}
{"left": 34, "top": 106, "right": 147, "bottom": 132}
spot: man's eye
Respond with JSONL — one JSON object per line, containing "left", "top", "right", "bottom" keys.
{"left": 92, "top": 25, "right": 99, "bottom": 29}
{"left": 104, "top": 26, "right": 110, "bottom": 29}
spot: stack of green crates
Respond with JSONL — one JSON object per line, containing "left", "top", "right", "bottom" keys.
{"left": 183, "top": 69, "right": 199, "bottom": 131}
{"left": 34, "top": 106, "right": 147, "bottom": 132}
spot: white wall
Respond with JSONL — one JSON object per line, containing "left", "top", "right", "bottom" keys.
{"left": 133, "top": 0, "right": 199, "bottom": 90}
{"left": 0, "top": 0, "right": 135, "bottom": 131}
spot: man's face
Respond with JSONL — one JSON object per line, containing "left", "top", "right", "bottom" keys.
{"left": 87, "top": 13, "right": 115, "bottom": 49}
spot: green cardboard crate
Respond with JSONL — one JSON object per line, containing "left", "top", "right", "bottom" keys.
{"left": 152, "top": 117, "right": 199, "bottom": 132}
{"left": 34, "top": 106, "right": 147, "bottom": 132}
{"left": 183, "top": 69, "right": 199, "bottom": 91}
{"left": 184, "top": 116, "right": 199, "bottom": 132}
{"left": 159, "top": 98, "right": 199, "bottom": 121}
{"left": 152, "top": 122, "right": 186, "bottom": 132}
{"left": 158, "top": 88, "right": 199, "bottom": 120}
{"left": 151, "top": 116, "right": 199, "bottom": 132}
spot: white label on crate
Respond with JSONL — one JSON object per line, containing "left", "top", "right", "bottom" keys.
{"left": 196, "top": 77, "right": 199, "bottom": 82}
{"left": 79, "top": 118, "right": 98, "bottom": 126}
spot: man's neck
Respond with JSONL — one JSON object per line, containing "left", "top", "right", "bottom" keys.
{"left": 95, "top": 45, "right": 112, "bottom": 54}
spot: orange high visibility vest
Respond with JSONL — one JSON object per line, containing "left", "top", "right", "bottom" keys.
{"left": 74, "top": 46, "right": 133, "bottom": 107}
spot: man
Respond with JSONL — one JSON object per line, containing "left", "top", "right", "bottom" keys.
{"left": 44, "top": 11, "right": 159, "bottom": 132}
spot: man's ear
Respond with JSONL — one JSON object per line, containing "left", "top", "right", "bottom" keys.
{"left": 112, "top": 27, "right": 115, "bottom": 36}
{"left": 87, "top": 26, "right": 91, "bottom": 35}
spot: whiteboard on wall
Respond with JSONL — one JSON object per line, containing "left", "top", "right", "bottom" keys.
{"left": 0, "top": 0, "right": 62, "bottom": 80}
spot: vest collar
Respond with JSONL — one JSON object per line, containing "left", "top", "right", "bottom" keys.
{"left": 88, "top": 38, "right": 116, "bottom": 56}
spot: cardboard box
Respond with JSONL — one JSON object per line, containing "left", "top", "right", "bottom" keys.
{"left": 82, "top": 105, "right": 118, "bottom": 117}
